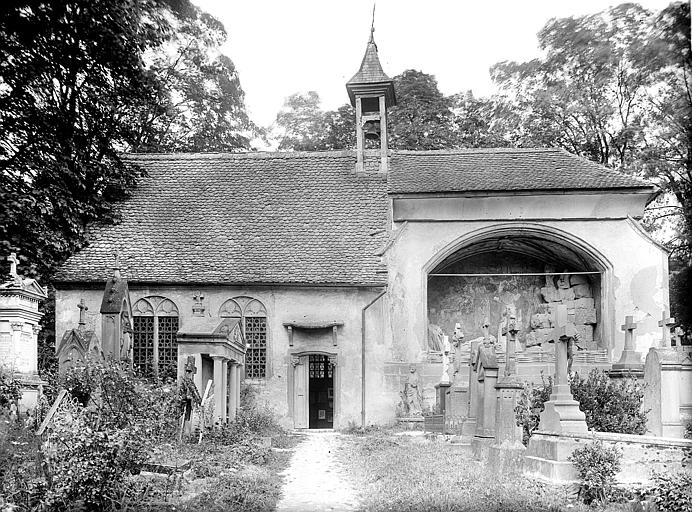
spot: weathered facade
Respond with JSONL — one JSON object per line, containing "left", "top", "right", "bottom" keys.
{"left": 53, "top": 34, "right": 669, "bottom": 429}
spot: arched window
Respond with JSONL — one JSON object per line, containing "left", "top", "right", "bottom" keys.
{"left": 132, "top": 296, "right": 179, "bottom": 378}
{"left": 219, "top": 296, "right": 267, "bottom": 379}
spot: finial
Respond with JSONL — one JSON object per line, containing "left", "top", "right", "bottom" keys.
{"left": 78, "top": 299, "right": 88, "bottom": 328}
{"left": 113, "top": 250, "right": 121, "bottom": 279}
{"left": 370, "top": 2, "right": 376, "bottom": 39}
{"left": 7, "top": 252, "right": 19, "bottom": 279}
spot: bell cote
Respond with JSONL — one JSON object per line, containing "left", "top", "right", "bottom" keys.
{"left": 346, "top": 30, "right": 396, "bottom": 173}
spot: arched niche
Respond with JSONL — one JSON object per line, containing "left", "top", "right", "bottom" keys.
{"left": 424, "top": 223, "right": 613, "bottom": 352}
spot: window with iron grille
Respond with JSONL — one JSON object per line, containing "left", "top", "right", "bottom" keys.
{"left": 133, "top": 316, "right": 155, "bottom": 377}
{"left": 132, "top": 297, "right": 179, "bottom": 379}
{"left": 157, "top": 316, "right": 179, "bottom": 378}
{"left": 245, "top": 316, "right": 266, "bottom": 379}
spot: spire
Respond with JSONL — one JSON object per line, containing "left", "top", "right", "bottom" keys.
{"left": 346, "top": 30, "right": 396, "bottom": 108}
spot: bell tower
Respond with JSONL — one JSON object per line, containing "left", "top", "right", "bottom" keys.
{"left": 346, "top": 28, "right": 396, "bottom": 173}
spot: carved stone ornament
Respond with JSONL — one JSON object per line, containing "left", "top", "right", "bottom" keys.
{"left": 11, "top": 322, "right": 23, "bottom": 332}
{"left": 290, "top": 356, "right": 301, "bottom": 367}
{"left": 328, "top": 355, "right": 338, "bottom": 368}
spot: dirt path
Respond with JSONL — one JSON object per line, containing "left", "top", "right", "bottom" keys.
{"left": 276, "top": 430, "right": 359, "bottom": 512}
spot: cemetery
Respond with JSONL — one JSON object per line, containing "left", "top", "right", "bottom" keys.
{"left": 1, "top": 1, "right": 691, "bottom": 511}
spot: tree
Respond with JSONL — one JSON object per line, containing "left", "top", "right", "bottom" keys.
{"left": 491, "top": 3, "right": 653, "bottom": 167}
{"left": 0, "top": 0, "right": 254, "bottom": 280}
{"left": 275, "top": 70, "right": 467, "bottom": 151}
{"left": 388, "top": 70, "right": 459, "bottom": 150}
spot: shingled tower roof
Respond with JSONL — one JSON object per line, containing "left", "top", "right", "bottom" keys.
{"left": 346, "top": 30, "right": 396, "bottom": 107}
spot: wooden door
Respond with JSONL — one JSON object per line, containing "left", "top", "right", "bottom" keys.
{"left": 293, "top": 356, "right": 309, "bottom": 428}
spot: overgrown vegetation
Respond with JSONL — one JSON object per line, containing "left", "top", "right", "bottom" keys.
{"left": 515, "top": 369, "right": 648, "bottom": 445}
{"left": 0, "top": 361, "right": 295, "bottom": 512}
{"left": 569, "top": 440, "right": 622, "bottom": 504}
{"left": 338, "top": 430, "right": 608, "bottom": 512}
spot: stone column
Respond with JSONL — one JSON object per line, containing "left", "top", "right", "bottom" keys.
{"left": 228, "top": 363, "right": 239, "bottom": 421}
{"left": 212, "top": 356, "right": 228, "bottom": 426}
{"left": 495, "top": 310, "right": 524, "bottom": 447}
{"left": 471, "top": 342, "right": 499, "bottom": 460}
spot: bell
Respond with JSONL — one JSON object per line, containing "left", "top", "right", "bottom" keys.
{"left": 363, "top": 120, "right": 381, "bottom": 140}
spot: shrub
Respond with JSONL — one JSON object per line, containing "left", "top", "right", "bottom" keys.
{"left": 515, "top": 374, "right": 552, "bottom": 446}
{"left": 570, "top": 369, "right": 647, "bottom": 434}
{"left": 647, "top": 471, "right": 692, "bottom": 512}
{"left": 569, "top": 440, "right": 622, "bottom": 504}
{"left": 0, "top": 369, "right": 21, "bottom": 411}
{"left": 515, "top": 369, "right": 647, "bottom": 444}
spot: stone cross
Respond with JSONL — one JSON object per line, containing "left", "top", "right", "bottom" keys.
{"left": 621, "top": 315, "right": 637, "bottom": 352}
{"left": 192, "top": 292, "right": 205, "bottom": 317}
{"left": 673, "top": 326, "right": 684, "bottom": 347}
{"left": 658, "top": 311, "right": 676, "bottom": 348}
{"left": 440, "top": 334, "right": 451, "bottom": 385}
{"left": 77, "top": 299, "right": 88, "bottom": 328}
{"left": 548, "top": 304, "right": 578, "bottom": 387}
{"left": 7, "top": 253, "right": 18, "bottom": 278}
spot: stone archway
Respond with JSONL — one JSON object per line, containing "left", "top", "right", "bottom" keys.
{"left": 423, "top": 223, "right": 614, "bottom": 353}
{"left": 288, "top": 351, "right": 339, "bottom": 429}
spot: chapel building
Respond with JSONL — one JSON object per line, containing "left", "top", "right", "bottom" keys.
{"left": 53, "top": 33, "right": 668, "bottom": 429}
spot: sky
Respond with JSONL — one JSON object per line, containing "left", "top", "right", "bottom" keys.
{"left": 193, "top": 0, "right": 675, "bottom": 128}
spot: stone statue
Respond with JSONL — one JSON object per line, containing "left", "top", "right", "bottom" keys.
{"left": 404, "top": 365, "right": 423, "bottom": 416}
{"left": 178, "top": 356, "right": 201, "bottom": 436}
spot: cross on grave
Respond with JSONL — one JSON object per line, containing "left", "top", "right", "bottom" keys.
{"left": 538, "top": 303, "right": 588, "bottom": 433}
{"left": 621, "top": 315, "right": 637, "bottom": 352}
{"left": 547, "top": 304, "right": 578, "bottom": 387}
{"left": 77, "top": 299, "right": 88, "bottom": 328}
{"left": 6, "top": 252, "right": 18, "bottom": 279}
{"left": 658, "top": 311, "right": 676, "bottom": 348}
{"left": 673, "top": 326, "right": 684, "bottom": 347}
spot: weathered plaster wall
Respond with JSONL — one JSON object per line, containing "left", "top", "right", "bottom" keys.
{"left": 55, "top": 284, "right": 392, "bottom": 428}
{"left": 386, "top": 208, "right": 668, "bottom": 366}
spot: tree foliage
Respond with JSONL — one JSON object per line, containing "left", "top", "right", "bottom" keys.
{"left": 0, "top": 0, "right": 254, "bottom": 281}
{"left": 491, "top": 2, "right": 692, "bottom": 267}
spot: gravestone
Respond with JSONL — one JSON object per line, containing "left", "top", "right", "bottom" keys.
{"left": 537, "top": 304, "right": 588, "bottom": 434}
{"left": 644, "top": 311, "right": 684, "bottom": 437}
{"left": 471, "top": 319, "right": 500, "bottom": 460}
{"left": 523, "top": 304, "right": 588, "bottom": 483}
{"left": 609, "top": 316, "right": 644, "bottom": 378}
{"left": 0, "top": 253, "right": 48, "bottom": 413}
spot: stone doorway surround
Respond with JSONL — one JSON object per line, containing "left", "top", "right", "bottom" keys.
{"left": 288, "top": 350, "right": 339, "bottom": 429}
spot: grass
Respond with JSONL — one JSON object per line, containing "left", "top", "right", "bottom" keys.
{"left": 119, "top": 432, "right": 303, "bottom": 512}
{"left": 336, "top": 431, "right": 634, "bottom": 512}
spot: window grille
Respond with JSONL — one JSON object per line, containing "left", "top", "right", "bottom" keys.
{"left": 133, "top": 316, "right": 155, "bottom": 377}
{"left": 309, "top": 355, "right": 327, "bottom": 378}
{"left": 245, "top": 316, "right": 266, "bottom": 379}
{"left": 157, "top": 316, "right": 179, "bottom": 378}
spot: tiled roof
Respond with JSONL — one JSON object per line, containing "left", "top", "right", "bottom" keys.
{"left": 346, "top": 33, "right": 391, "bottom": 85}
{"left": 388, "top": 148, "right": 652, "bottom": 194}
{"left": 54, "top": 148, "right": 653, "bottom": 286}
{"left": 55, "top": 152, "right": 389, "bottom": 286}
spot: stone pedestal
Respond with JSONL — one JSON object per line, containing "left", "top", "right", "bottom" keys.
{"left": 434, "top": 382, "right": 450, "bottom": 415}
{"left": 644, "top": 347, "right": 684, "bottom": 437}
{"left": 0, "top": 255, "right": 48, "bottom": 414}
{"left": 495, "top": 377, "right": 524, "bottom": 445}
